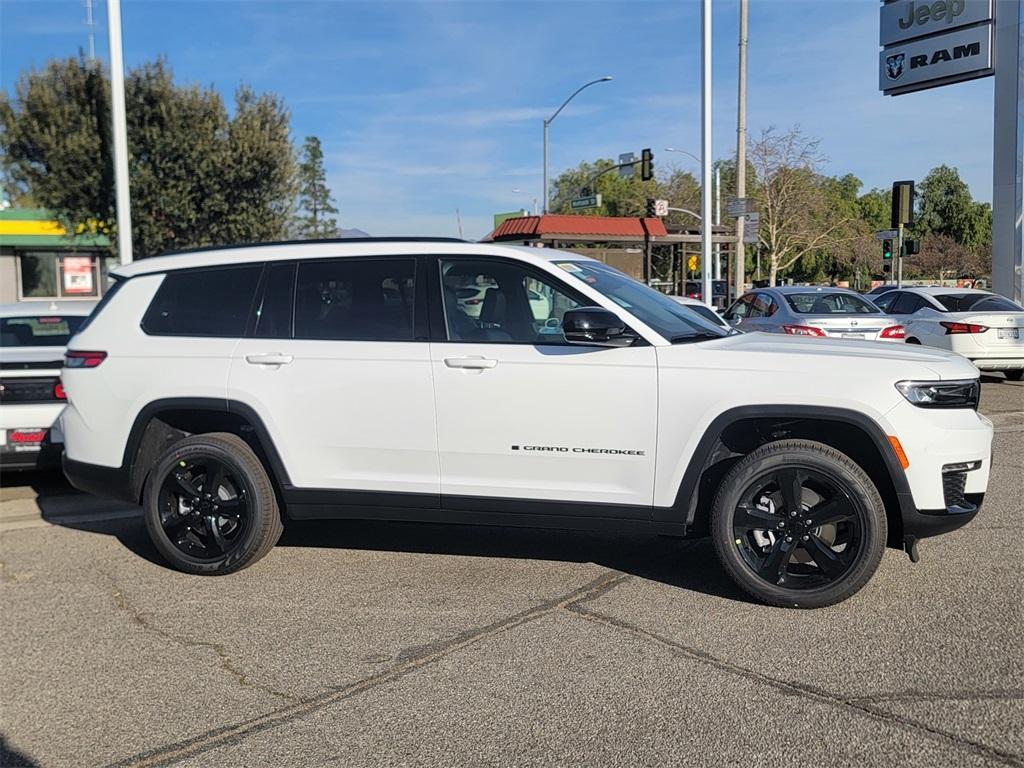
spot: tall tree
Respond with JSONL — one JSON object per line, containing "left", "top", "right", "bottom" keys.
{"left": 749, "top": 126, "right": 852, "bottom": 286}
{"left": 916, "top": 165, "right": 990, "bottom": 250}
{"left": 1, "top": 57, "right": 296, "bottom": 258}
{"left": 294, "top": 136, "right": 338, "bottom": 238}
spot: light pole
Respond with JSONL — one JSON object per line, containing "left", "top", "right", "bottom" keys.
{"left": 543, "top": 76, "right": 612, "bottom": 213}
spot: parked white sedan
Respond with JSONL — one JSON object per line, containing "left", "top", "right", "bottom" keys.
{"left": 873, "top": 287, "right": 1024, "bottom": 380}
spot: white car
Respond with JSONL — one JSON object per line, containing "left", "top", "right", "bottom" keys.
{"left": 873, "top": 287, "right": 1024, "bottom": 380}
{"left": 670, "top": 295, "right": 734, "bottom": 332}
{"left": 60, "top": 238, "right": 992, "bottom": 608}
{"left": 0, "top": 301, "right": 96, "bottom": 470}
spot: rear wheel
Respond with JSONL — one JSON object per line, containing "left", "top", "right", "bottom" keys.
{"left": 1005, "top": 370, "right": 1023, "bottom": 382}
{"left": 906, "top": 338, "right": 921, "bottom": 345}
{"left": 143, "top": 432, "right": 282, "bottom": 575}
{"left": 710, "top": 440, "right": 886, "bottom": 608}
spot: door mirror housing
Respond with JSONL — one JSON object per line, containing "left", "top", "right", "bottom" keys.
{"left": 562, "top": 308, "right": 636, "bottom": 347}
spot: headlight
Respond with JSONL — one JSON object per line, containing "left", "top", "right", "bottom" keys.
{"left": 895, "top": 379, "right": 980, "bottom": 409}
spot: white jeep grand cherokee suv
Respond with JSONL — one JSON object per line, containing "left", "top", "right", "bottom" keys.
{"left": 61, "top": 239, "right": 993, "bottom": 608}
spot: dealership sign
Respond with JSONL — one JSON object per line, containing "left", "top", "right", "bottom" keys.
{"left": 879, "top": 0, "right": 994, "bottom": 95}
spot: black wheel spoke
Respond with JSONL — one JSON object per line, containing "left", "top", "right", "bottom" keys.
{"left": 171, "top": 472, "right": 201, "bottom": 500}
{"left": 777, "top": 468, "right": 803, "bottom": 514}
{"left": 204, "top": 464, "right": 226, "bottom": 498}
{"left": 806, "top": 496, "right": 855, "bottom": 527}
{"left": 801, "top": 534, "right": 846, "bottom": 578}
{"left": 758, "top": 537, "right": 796, "bottom": 584}
{"left": 205, "top": 515, "right": 228, "bottom": 554}
{"left": 734, "top": 502, "right": 778, "bottom": 528}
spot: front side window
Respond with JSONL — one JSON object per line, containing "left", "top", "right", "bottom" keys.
{"left": 142, "top": 265, "right": 262, "bottom": 337}
{"left": 724, "top": 295, "right": 755, "bottom": 321}
{"left": 440, "top": 258, "right": 584, "bottom": 344}
{"left": 556, "top": 261, "right": 728, "bottom": 342}
{"left": 0, "top": 315, "right": 87, "bottom": 347}
{"left": 785, "top": 292, "right": 879, "bottom": 315}
{"left": 294, "top": 258, "right": 415, "bottom": 341}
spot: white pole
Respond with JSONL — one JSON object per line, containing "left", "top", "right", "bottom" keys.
{"left": 734, "top": 0, "right": 748, "bottom": 301}
{"left": 700, "top": 0, "right": 713, "bottom": 307}
{"left": 713, "top": 166, "right": 721, "bottom": 280}
{"left": 992, "top": 0, "right": 1023, "bottom": 303}
{"left": 107, "top": 0, "right": 133, "bottom": 265}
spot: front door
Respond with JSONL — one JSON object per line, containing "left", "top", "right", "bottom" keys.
{"left": 428, "top": 256, "right": 658, "bottom": 516}
{"left": 228, "top": 257, "right": 439, "bottom": 500}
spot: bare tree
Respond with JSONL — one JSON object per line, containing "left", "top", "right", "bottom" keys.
{"left": 907, "top": 234, "right": 986, "bottom": 285}
{"left": 750, "top": 126, "right": 853, "bottom": 286}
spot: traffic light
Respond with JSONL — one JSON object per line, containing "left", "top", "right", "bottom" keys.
{"left": 646, "top": 198, "right": 656, "bottom": 217}
{"left": 904, "top": 238, "right": 920, "bottom": 255}
{"left": 891, "top": 180, "right": 915, "bottom": 228}
{"left": 640, "top": 148, "right": 654, "bottom": 181}
{"left": 882, "top": 239, "right": 894, "bottom": 261}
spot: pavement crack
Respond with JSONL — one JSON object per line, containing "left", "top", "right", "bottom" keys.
{"left": 105, "top": 569, "right": 632, "bottom": 768}
{"left": 849, "top": 688, "right": 1024, "bottom": 705}
{"left": 108, "top": 583, "right": 301, "bottom": 705}
{"left": 565, "top": 604, "right": 1024, "bottom": 768}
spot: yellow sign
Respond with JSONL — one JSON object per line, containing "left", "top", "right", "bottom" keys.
{"left": 687, "top": 255, "right": 698, "bottom": 272}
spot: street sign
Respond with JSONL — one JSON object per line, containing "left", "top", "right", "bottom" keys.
{"left": 618, "top": 153, "right": 636, "bottom": 179}
{"left": 687, "top": 255, "right": 699, "bottom": 272}
{"left": 875, "top": 229, "right": 899, "bottom": 240}
{"left": 654, "top": 199, "right": 669, "bottom": 217}
{"left": 570, "top": 194, "right": 602, "bottom": 211}
{"left": 726, "top": 198, "right": 754, "bottom": 217}
{"left": 880, "top": 0, "right": 993, "bottom": 47}
{"left": 743, "top": 212, "right": 760, "bottom": 244}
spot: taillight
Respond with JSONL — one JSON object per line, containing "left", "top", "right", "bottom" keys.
{"left": 940, "top": 322, "right": 988, "bottom": 335}
{"left": 10, "top": 429, "right": 46, "bottom": 444}
{"left": 783, "top": 325, "right": 826, "bottom": 337}
{"left": 880, "top": 325, "right": 906, "bottom": 339}
{"left": 54, "top": 382, "right": 66, "bottom": 400}
{"left": 64, "top": 350, "right": 107, "bottom": 368}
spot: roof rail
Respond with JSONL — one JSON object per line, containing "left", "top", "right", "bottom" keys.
{"left": 153, "top": 236, "right": 468, "bottom": 258}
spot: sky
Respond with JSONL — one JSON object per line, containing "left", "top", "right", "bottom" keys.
{"left": 0, "top": 0, "right": 995, "bottom": 240}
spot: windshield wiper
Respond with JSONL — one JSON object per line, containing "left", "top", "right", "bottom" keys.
{"left": 670, "top": 332, "right": 725, "bottom": 344}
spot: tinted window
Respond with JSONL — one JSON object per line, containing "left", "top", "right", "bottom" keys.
{"left": 254, "top": 262, "right": 295, "bottom": 338}
{"left": 294, "top": 258, "right": 416, "bottom": 341}
{"left": 934, "top": 293, "right": 1022, "bottom": 312}
{"left": 0, "top": 315, "right": 87, "bottom": 347}
{"left": 968, "top": 295, "right": 1023, "bottom": 312}
{"left": 142, "top": 265, "right": 262, "bottom": 337}
{"left": 785, "top": 292, "right": 879, "bottom": 314}
{"left": 889, "top": 293, "right": 930, "bottom": 315}
{"left": 872, "top": 291, "right": 899, "bottom": 312}
{"left": 441, "top": 258, "right": 584, "bottom": 344}
{"left": 724, "top": 295, "right": 755, "bottom": 320}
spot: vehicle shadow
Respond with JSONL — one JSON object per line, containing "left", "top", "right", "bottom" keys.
{"left": 0, "top": 734, "right": 39, "bottom": 768}
{"left": 45, "top": 510, "right": 752, "bottom": 604}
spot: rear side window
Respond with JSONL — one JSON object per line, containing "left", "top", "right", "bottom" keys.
{"left": 142, "top": 265, "right": 262, "bottom": 337}
{"left": 294, "top": 258, "right": 416, "bottom": 341}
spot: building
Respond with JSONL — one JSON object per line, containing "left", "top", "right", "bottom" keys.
{"left": 0, "top": 209, "right": 114, "bottom": 304}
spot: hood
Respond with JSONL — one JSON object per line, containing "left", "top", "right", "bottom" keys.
{"left": 673, "top": 332, "right": 978, "bottom": 381}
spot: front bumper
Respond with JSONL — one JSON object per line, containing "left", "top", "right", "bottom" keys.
{"left": 898, "top": 491, "right": 983, "bottom": 540}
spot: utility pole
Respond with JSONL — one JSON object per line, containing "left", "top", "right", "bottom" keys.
{"left": 714, "top": 166, "right": 721, "bottom": 280}
{"left": 107, "top": 0, "right": 132, "bottom": 264}
{"left": 85, "top": 0, "right": 96, "bottom": 61}
{"left": 700, "top": 0, "right": 713, "bottom": 308}
{"left": 733, "top": 0, "right": 748, "bottom": 301}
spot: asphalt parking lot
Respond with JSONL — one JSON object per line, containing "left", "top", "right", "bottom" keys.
{"left": 1, "top": 377, "right": 1022, "bottom": 768}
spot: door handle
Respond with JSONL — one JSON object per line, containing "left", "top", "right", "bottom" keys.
{"left": 444, "top": 357, "right": 497, "bottom": 370}
{"left": 245, "top": 353, "right": 294, "bottom": 366}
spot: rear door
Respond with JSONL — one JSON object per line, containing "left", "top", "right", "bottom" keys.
{"left": 228, "top": 257, "right": 439, "bottom": 501}
{"left": 427, "top": 255, "right": 658, "bottom": 514}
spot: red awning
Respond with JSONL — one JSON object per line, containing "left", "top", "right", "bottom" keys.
{"left": 484, "top": 215, "right": 668, "bottom": 241}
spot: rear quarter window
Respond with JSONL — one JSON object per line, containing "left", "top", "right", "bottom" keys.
{"left": 142, "top": 265, "right": 262, "bottom": 337}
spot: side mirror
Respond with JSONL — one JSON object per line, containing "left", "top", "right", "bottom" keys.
{"left": 562, "top": 308, "right": 636, "bottom": 347}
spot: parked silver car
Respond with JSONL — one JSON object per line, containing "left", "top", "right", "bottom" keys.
{"left": 723, "top": 286, "right": 905, "bottom": 342}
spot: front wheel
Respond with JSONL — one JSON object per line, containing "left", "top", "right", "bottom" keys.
{"left": 1005, "top": 370, "right": 1023, "bottom": 382}
{"left": 143, "top": 432, "right": 283, "bottom": 575}
{"left": 710, "top": 440, "right": 887, "bottom": 608}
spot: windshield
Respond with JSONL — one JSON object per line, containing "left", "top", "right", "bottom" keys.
{"left": 785, "top": 292, "right": 879, "bottom": 315}
{"left": 0, "top": 315, "right": 87, "bottom": 347}
{"left": 557, "top": 261, "right": 728, "bottom": 342}
{"left": 934, "top": 293, "right": 1023, "bottom": 312}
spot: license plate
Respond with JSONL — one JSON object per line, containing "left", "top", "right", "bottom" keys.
{"left": 840, "top": 333, "right": 865, "bottom": 339}
{"left": 997, "top": 328, "right": 1019, "bottom": 340}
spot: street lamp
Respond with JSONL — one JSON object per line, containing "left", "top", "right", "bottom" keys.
{"left": 542, "top": 76, "right": 613, "bottom": 213}
{"left": 664, "top": 147, "right": 702, "bottom": 166}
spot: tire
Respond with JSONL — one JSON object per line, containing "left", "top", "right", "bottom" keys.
{"left": 905, "top": 338, "right": 921, "bottom": 345}
{"left": 710, "top": 439, "right": 887, "bottom": 609}
{"left": 1005, "top": 370, "right": 1023, "bottom": 382}
{"left": 143, "top": 432, "right": 283, "bottom": 575}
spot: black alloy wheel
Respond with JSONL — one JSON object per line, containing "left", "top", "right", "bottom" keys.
{"left": 732, "top": 467, "right": 862, "bottom": 590}
{"left": 158, "top": 456, "right": 249, "bottom": 560}
{"left": 143, "top": 432, "right": 282, "bottom": 575}
{"left": 711, "top": 439, "right": 887, "bottom": 608}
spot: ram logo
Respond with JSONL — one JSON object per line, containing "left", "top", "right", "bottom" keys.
{"left": 886, "top": 53, "right": 905, "bottom": 80}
